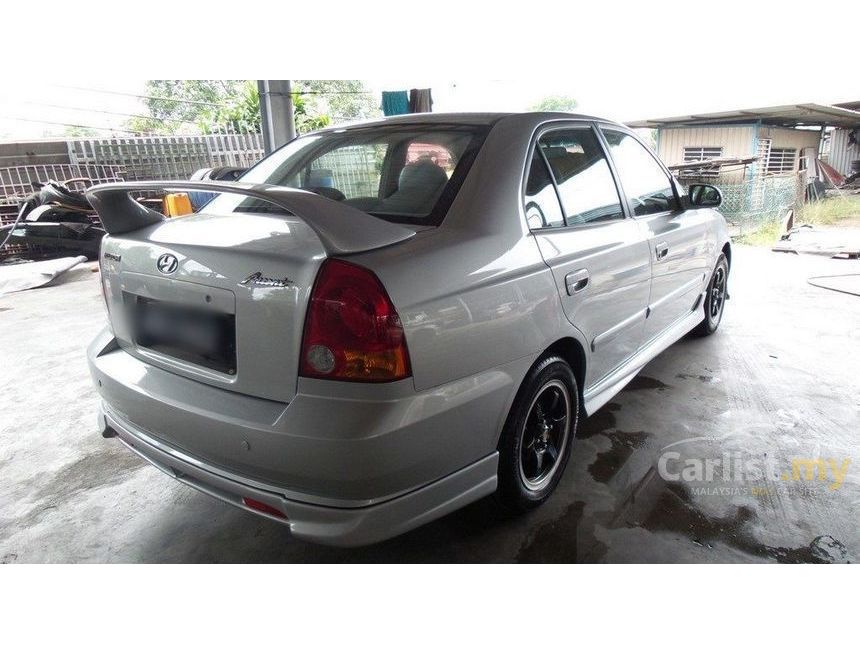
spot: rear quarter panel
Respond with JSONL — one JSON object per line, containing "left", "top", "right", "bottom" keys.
{"left": 355, "top": 114, "right": 589, "bottom": 396}
{"left": 365, "top": 228, "right": 564, "bottom": 392}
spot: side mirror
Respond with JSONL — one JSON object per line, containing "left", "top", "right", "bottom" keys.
{"left": 688, "top": 184, "right": 722, "bottom": 209}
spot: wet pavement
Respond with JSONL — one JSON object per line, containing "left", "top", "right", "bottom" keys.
{"left": 0, "top": 246, "right": 857, "bottom": 562}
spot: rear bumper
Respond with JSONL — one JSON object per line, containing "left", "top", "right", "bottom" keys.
{"left": 100, "top": 405, "right": 497, "bottom": 547}
{"left": 87, "top": 327, "right": 530, "bottom": 545}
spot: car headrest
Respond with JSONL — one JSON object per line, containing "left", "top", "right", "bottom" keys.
{"left": 548, "top": 151, "right": 588, "bottom": 182}
{"left": 542, "top": 146, "right": 568, "bottom": 159}
{"left": 399, "top": 159, "right": 448, "bottom": 192}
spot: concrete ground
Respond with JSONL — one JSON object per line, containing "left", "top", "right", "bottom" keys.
{"left": 0, "top": 246, "right": 857, "bottom": 563}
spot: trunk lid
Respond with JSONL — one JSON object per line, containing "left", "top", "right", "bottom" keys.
{"left": 90, "top": 181, "right": 417, "bottom": 403}
{"left": 101, "top": 211, "right": 324, "bottom": 402}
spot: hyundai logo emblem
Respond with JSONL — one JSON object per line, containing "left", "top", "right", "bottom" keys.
{"left": 156, "top": 253, "right": 178, "bottom": 275}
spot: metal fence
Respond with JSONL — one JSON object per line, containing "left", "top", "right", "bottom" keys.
{"left": 1, "top": 133, "right": 266, "bottom": 207}
{"left": 678, "top": 172, "right": 803, "bottom": 227}
{"left": 0, "top": 163, "right": 124, "bottom": 208}
{"left": 67, "top": 133, "right": 266, "bottom": 181}
{"left": 310, "top": 144, "right": 385, "bottom": 199}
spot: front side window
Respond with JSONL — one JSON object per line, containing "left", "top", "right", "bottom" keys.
{"left": 601, "top": 129, "right": 679, "bottom": 216}
{"left": 539, "top": 129, "right": 625, "bottom": 226}
{"left": 203, "top": 125, "right": 487, "bottom": 224}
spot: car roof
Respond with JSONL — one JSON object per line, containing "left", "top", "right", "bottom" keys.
{"left": 319, "top": 111, "right": 618, "bottom": 131}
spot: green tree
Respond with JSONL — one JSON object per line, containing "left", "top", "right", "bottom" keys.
{"left": 127, "top": 80, "right": 243, "bottom": 133}
{"left": 126, "top": 80, "right": 379, "bottom": 135}
{"left": 200, "top": 81, "right": 261, "bottom": 133}
{"left": 63, "top": 125, "right": 102, "bottom": 138}
{"left": 292, "top": 92, "right": 330, "bottom": 134}
{"left": 294, "top": 80, "right": 379, "bottom": 123}
{"left": 532, "top": 95, "right": 578, "bottom": 112}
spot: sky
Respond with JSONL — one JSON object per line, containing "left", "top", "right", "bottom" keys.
{"left": 1, "top": 79, "right": 857, "bottom": 140}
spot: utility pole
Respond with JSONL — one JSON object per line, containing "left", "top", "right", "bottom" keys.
{"left": 258, "top": 80, "right": 296, "bottom": 154}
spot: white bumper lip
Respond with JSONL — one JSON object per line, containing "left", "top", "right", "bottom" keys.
{"left": 101, "top": 403, "right": 498, "bottom": 547}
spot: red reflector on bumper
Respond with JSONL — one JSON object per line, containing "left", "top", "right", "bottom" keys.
{"left": 242, "top": 497, "right": 287, "bottom": 519}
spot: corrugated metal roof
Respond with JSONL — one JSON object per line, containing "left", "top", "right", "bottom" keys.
{"left": 627, "top": 103, "right": 860, "bottom": 129}
{"left": 834, "top": 100, "right": 860, "bottom": 112}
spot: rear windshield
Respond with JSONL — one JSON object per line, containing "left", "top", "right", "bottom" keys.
{"left": 203, "top": 124, "right": 488, "bottom": 225}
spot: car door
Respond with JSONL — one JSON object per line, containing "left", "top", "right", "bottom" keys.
{"left": 598, "top": 126, "right": 712, "bottom": 346}
{"left": 527, "top": 124, "right": 652, "bottom": 390}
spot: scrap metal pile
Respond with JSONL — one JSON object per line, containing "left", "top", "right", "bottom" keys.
{"left": 837, "top": 171, "right": 860, "bottom": 195}
{"left": 667, "top": 156, "right": 758, "bottom": 176}
{"left": 0, "top": 179, "right": 105, "bottom": 262}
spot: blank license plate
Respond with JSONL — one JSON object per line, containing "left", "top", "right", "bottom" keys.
{"left": 131, "top": 295, "right": 236, "bottom": 374}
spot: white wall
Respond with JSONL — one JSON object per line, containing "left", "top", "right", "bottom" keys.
{"left": 758, "top": 126, "right": 822, "bottom": 168}
{"left": 656, "top": 125, "right": 823, "bottom": 183}
{"left": 656, "top": 126, "right": 754, "bottom": 183}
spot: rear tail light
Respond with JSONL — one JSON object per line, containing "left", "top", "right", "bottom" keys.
{"left": 300, "top": 259, "right": 411, "bottom": 382}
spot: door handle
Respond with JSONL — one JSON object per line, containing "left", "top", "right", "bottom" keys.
{"left": 565, "top": 269, "right": 590, "bottom": 295}
{"left": 655, "top": 242, "right": 669, "bottom": 261}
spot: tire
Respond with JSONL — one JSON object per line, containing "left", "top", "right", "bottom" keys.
{"left": 692, "top": 253, "right": 729, "bottom": 337}
{"left": 495, "top": 355, "right": 579, "bottom": 513}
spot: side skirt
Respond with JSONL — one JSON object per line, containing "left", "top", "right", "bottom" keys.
{"left": 582, "top": 303, "right": 705, "bottom": 416}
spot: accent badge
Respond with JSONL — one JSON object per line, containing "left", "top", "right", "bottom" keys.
{"left": 240, "top": 272, "right": 294, "bottom": 288}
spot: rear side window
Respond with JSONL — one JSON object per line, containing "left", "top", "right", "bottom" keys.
{"left": 539, "top": 129, "right": 625, "bottom": 226}
{"left": 600, "top": 129, "right": 679, "bottom": 216}
{"left": 524, "top": 152, "right": 565, "bottom": 229}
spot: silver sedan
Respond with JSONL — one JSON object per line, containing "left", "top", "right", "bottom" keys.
{"left": 87, "top": 112, "right": 731, "bottom": 546}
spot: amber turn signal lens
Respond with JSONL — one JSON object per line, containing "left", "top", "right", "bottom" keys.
{"left": 300, "top": 259, "right": 411, "bottom": 382}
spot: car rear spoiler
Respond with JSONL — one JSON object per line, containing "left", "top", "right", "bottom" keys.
{"left": 86, "top": 181, "right": 416, "bottom": 255}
